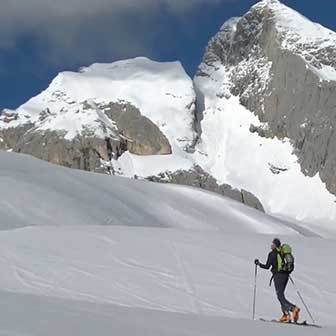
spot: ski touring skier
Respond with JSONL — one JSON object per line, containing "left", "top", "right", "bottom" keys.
{"left": 255, "top": 238, "right": 300, "bottom": 323}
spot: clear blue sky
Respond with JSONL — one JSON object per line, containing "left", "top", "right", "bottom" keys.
{"left": 1, "top": 0, "right": 335, "bottom": 109}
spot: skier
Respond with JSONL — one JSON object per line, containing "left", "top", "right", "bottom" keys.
{"left": 254, "top": 238, "right": 300, "bottom": 323}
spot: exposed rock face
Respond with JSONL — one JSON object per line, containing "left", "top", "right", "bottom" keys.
{"left": 200, "top": 0, "right": 336, "bottom": 194}
{"left": 101, "top": 102, "right": 171, "bottom": 156}
{"left": 147, "top": 166, "right": 265, "bottom": 212}
{"left": 0, "top": 124, "right": 33, "bottom": 151}
{"left": 0, "top": 101, "right": 171, "bottom": 172}
{"left": 0, "top": 128, "right": 118, "bottom": 173}
{"left": 14, "top": 130, "right": 115, "bottom": 172}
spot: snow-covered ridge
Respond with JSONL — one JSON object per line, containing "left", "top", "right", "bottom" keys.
{"left": 254, "top": 0, "right": 336, "bottom": 43}
{"left": 0, "top": 56, "right": 198, "bottom": 179}
{"left": 253, "top": 0, "right": 336, "bottom": 81}
{"left": 1, "top": 57, "right": 196, "bottom": 149}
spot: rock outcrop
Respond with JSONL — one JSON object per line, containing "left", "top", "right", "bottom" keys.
{"left": 101, "top": 102, "right": 171, "bottom": 156}
{"left": 147, "top": 166, "right": 265, "bottom": 212}
{"left": 0, "top": 101, "right": 171, "bottom": 172}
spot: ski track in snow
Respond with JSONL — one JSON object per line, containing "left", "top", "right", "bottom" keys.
{"left": 0, "top": 225, "right": 335, "bottom": 327}
{"left": 170, "top": 241, "right": 202, "bottom": 314}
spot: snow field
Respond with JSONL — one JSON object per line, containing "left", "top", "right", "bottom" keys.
{"left": 0, "top": 151, "right": 335, "bottom": 335}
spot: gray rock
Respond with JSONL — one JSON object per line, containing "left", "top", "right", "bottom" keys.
{"left": 101, "top": 102, "right": 171, "bottom": 156}
{"left": 13, "top": 130, "right": 114, "bottom": 172}
{"left": 147, "top": 165, "right": 265, "bottom": 212}
{"left": 241, "top": 190, "right": 264, "bottom": 211}
{"left": 0, "top": 124, "right": 33, "bottom": 150}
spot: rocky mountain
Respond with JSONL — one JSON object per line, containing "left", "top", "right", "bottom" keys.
{"left": 193, "top": 0, "right": 336, "bottom": 231}
{"left": 1, "top": 0, "right": 336, "bottom": 229}
{"left": 197, "top": 0, "right": 336, "bottom": 194}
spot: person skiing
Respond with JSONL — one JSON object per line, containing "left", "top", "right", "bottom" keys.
{"left": 255, "top": 238, "right": 300, "bottom": 323}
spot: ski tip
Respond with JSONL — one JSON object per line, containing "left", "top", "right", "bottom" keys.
{"left": 295, "top": 321, "right": 323, "bottom": 328}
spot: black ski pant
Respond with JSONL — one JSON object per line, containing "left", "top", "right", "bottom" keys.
{"left": 273, "top": 272, "right": 296, "bottom": 314}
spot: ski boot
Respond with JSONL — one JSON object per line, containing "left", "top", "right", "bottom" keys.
{"left": 279, "top": 314, "right": 291, "bottom": 323}
{"left": 292, "top": 307, "right": 301, "bottom": 323}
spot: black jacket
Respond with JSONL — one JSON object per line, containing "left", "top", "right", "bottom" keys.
{"left": 259, "top": 250, "right": 278, "bottom": 274}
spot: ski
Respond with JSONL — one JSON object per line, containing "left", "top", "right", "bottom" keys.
{"left": 259, "top": 318, "right": 322, "bottom": 328}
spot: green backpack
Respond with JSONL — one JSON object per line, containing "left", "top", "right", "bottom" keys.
{"left": 276, "top": 244, "right": 295, "bottom": 273}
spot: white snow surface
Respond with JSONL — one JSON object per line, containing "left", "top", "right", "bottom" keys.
{"left": 310, "top": 64, "right": 336, "bottom": 82}
{"left": 0, "top": 151, "right": 335, "bottom": 335}
{"left": 0, "top": 151, "right": 295, "bottom": 234}
{"left": 114, "top": 150, "right": 193, "bottom": 178}
{"left": 194, "top": 62, "right": 336, "bottom": 235}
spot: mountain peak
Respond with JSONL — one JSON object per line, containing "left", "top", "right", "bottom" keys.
{"left": 252, "top": 0, "right": 281, "bottom": 10}
{"left": 253, "top": 0, "right": 336, "bottom": 43}
{"left": 258, "top": 0, "right": 281, "bottom": 5}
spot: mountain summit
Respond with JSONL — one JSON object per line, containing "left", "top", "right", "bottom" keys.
{"left": 1, "top": 0, "right": 336, "bottom": 233}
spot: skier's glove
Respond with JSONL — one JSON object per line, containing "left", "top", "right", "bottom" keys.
{"left": 254, "top": 259, "right": 260, "bottom": 266}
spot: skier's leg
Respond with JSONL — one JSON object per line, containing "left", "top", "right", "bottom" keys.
{"left": 282, "top": 274, "right": 296, "bottom": 311}
{"left": 274, "top": 273, "right": 289, "bottom": 314}
{"left": 283, "top": 274, "right": 301, "bottom": 322}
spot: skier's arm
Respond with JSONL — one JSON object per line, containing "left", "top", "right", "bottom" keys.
{"left": 259, "top": 252, "right": 274, "bottom": 270}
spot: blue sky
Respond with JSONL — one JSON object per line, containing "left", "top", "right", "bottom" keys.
{"left": 1, "top": 0, "right": 335, "bottom": 109}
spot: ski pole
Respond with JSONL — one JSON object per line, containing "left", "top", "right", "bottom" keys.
{"left": 252, "top": 264, "right": 258, "bottom": 320}
{"left": 289, "top": 275, "right": 315, "bottom": 324}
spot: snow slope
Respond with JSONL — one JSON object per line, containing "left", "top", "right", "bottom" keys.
{"left": 0, "top": 291, "right": 334, "bottom": 336}
{"left": 193, "top": 74, "right": 336, "bottom": 233}
{"left": 113, "top": 150, "right": 193, "bottom": 178}
{"left": 0, "top": 227, "right": 334, "bottom": 336}
{"left": 0, "top": 152, "right": 335, "bottom": 335}
{"left": 1, "top": 225, "right": 335, "bottom": 324}
{"left": 0, "top": 151, "right": 295, "bottom": 234}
